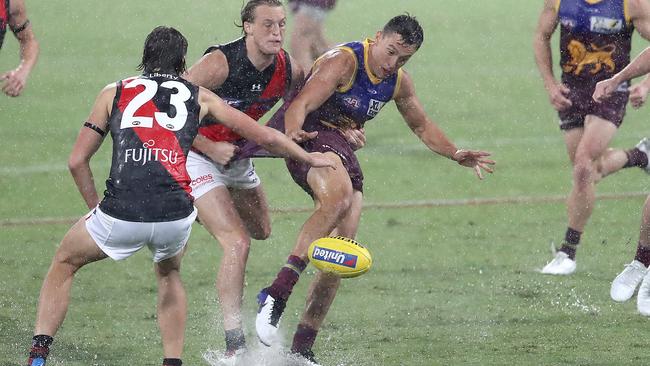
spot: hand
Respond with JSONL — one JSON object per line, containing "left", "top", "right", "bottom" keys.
{"left": 629, "top": 83, "right": 650, "bottom": 109}
{"left": 592, "top": 78, "right": 620, "bottom": 104}
{"left": 545, "top": 81, "right": 572, "bottom": 111}
{"left": 287, "top": 129, "right": 318, "bottom": 143}
{"left": 453, "top": 149, "right": 495, "bottom": 180}
{"left": 1, "top": 68, "right": 29, "bottom": 97}
{"left": 342, "top": 128, "right": 366, "bottom": 150}
{"left": 307, "top": 152, "right": 337, "bottom": 169}
{"left": 203, "top": 141, "right": 238, "bottom": 165}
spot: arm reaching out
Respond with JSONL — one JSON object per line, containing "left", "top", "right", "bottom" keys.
{"left": 394, "top": 71, "right": 494, "bottom": 179}
{"left": 198, "top": 87, "right": 335, "bottom": 169}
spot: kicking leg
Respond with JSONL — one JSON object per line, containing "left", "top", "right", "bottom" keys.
{"left": 291, "top": 190, "right": 363, "bottom": 360}
{"left": 256, "top": 152, "right": 352, "bottom": 346}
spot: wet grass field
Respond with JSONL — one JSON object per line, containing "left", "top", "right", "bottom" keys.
{"left": 2, "top": 1, "right": 650, "bottom": 365}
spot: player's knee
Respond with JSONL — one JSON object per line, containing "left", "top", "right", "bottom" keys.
{"left": 572, "top": 159, "right": 595, "bottom": 187}
{"left": 249, "top": 223, "right": 271, "bottom": 241}
{"left": 222, "top": 236, "right": 251, "bottom": 259}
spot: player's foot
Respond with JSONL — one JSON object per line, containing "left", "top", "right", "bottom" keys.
{"left": 541, "top": 251, "right": 576, "bottom": 275}
{"left": 202, "top": 348, "right": 246, "bottom": 366}
{"left": 635, "top": 138, "right": 650, "bottom": 174}
{"left": 637, "top": 271, "right": 650, "bottom": 316}
{"left": 291, "top": 349, "right": 321, "bottom": 366}
{"left": 256, "top": 288, "right": 286, "bottom": 346}
{"left": 611, "top": 260, "right": 647, "bottom": 302}
{"left": 27, "top": 357, "right": 46, "bottom": 366}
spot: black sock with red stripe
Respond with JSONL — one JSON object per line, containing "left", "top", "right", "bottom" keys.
{"left": 27, "top": 335, "right": 53, "bottom": 365}
{"left": 162, "top": 358, "right": 182, "bottom": 366}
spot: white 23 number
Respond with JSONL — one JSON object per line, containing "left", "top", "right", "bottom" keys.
{"left": 120, "top": 79, "right": 191, "bottom": 131}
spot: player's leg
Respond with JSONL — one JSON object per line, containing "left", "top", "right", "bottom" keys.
{"left": 290, "top": 4, "right": 329, "bottom": 71}
{"left": 28, "top": 218, "right": 108, "bottom": 365}
{"left": 230, "top": 184, "right": 272, "bottom": 240}
{"left": 290, "top": 190, "right": 363, "bottom": 362}
{"left": 256, "top": 152, "right": 353, "bottom": 346}
{"left": 194, "top": 187, "right": 250, "bottom": 353}
{"left": 186, "top": 152, "right": 250, "bottom": 354}
{"left": 612, "top": 195, "right": 650, "bottom": 303}
{"left": 154, "top": 252, "right": 187, "bottom": 364}
{"left": 636, "top": 196, "right": 650, "bottom": 314}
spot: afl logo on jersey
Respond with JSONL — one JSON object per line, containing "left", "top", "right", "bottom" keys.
{"left": 343, "top": 97, "right": 361, "bottom": 109}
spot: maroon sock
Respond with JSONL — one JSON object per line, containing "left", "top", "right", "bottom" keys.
{"left": 624, "top": 148, "right": 649, "bottom": 168}
{"left": 291, "top": 324, "right": 318, "bottom": 355}
{"left": 267, "top": 255, "right": 307, "bottom": 301}
{"left": 635, "top": 243, "right": 650, "bottom": 267}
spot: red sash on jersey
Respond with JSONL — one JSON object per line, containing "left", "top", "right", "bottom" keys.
{"left": 198, "top": 51, "right": 288, "bottom": 143}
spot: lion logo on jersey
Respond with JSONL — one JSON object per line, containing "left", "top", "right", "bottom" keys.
{"left": 562, "top": 40, "right": 616, "bottom": 76}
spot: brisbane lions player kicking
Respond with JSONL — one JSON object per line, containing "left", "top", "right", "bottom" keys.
{"left": 25, "top": 26, "right": 334, "bottom": 366}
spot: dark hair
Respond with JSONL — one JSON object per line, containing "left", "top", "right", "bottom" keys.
{"left": 137, "top": 26, "right": 188, "bottom": 74}
{"left": 382, "top": 14, "right": 424, "bottom": 49}
{"left": 236, "top": 0, "right": 283, "bottom": 34}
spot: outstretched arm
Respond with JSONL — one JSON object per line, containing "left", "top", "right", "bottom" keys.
{"left": 394, "top": 71, "right": 494, "bottom": 179}
{"left": 68, "top": 84, "right": 115, "bottom": 208}
{"left": 198, "top": 88, "right": 335, "bottom": 169}
{"left": 533, "top": 0, "right": 571, "bottom": 111}
{"left": 593, "top": 47, "right": 650, "bottom": 103}
{"left": 1, "top": 0, "right": 39, "bottom": 97}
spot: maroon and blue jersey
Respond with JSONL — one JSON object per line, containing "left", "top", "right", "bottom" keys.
{"left": 302, "top": 39, "right": 402, "bottom": 135}
{"left": 197, "top": 37, "right": 292, "bottom": 143}
{"left": 0, "top": 0, "right": 9, "bottom": 50}
{"left": 558, "top": 0, "right": 633, "bottom": 89}
{"left": 99, "top": 73, "right": 200, "bottom": 222}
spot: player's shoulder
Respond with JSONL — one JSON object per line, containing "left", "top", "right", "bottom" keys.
{"left": 315, "top": 46, "right": 357, "bottom": 71}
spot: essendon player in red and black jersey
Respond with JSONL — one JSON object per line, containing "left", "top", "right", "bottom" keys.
{"left": 0, "top": 0, "right": 38, "bottom": 97}
{"left": 100, "top": 73, "right": 201, "bottom": 222}
{"left": 183, "top": 0, "right": 307, "bottom": 358}
{"left": 26, "top": 26, "right": 334, "bottom": 366}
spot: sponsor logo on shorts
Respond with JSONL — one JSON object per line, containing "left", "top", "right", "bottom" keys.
{"left": 367, "top": 99, "right": 386, "bottom": 117}
{"left": 124, "top": 140, "right": 179, "bottom": 166}
{"left": 191, "top": 174, "right": 214, "bottom": 187}
{"left": 312, "top": 246, "right": 358, "bottom": 268}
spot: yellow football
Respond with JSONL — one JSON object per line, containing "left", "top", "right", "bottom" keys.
{"left": 307, "top": 236, "right": 372, "bottom": 278}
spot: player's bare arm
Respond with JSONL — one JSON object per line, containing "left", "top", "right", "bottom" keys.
{"left": 284, "top": 48, "right": 356, "bottom": 142}
{"left": 183, "top": 49, "right": 239, "bottom": 164}
{"left": 198, "top": 87, "right": 335, "bottom": 169}
{"left": 68, "top": 84, "right": 115, "bottom": 209}
{"left": 394, "top": 71, "right": 494, "bottom": 179}
{"left": 625, "top": 0, "right": 650, "bottom": 108}
{"left": 594, "top": 47, "right": 650, "bottom": 102}
{"left": 533, "top": 0, "right": 572, "bottom": 111}
{"left": 1, "top": 0, "right": 39, "bottom": 97}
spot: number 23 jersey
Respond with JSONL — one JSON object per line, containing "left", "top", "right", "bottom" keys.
{"left": 99, "top": 73, "right": 201, "bottom": 222}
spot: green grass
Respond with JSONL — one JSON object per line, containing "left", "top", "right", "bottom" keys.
{"left": 2, "top": 1, "right": 650, "bottom": 365}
